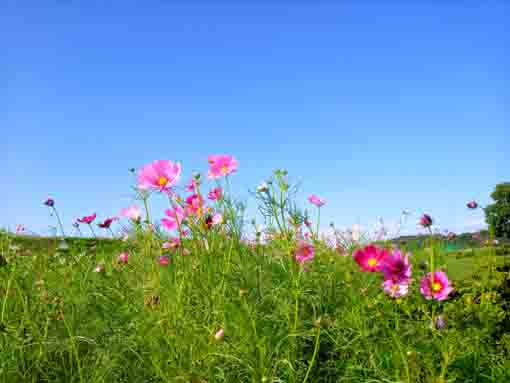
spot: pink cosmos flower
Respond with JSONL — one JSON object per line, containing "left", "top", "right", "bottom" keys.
{"left": 383, "top": 279, "right": 409, "bottom": 298}
{"left": 162, "top": 237, "right": 181, "bottom": 251}
{"left": 212, "top": 212, "right": 223, "bottom": 225}
{"left": 161, "top": 206, "right": 187, "bottom": 231}
{"left": 206, "top": 212, "right": 224, "bottom": 228}
{"left": 207, "top": 155, "right": 239, "bottom": 179}
{"left": 77, "top": 213, "right": 97, "bottom": 224}
{"left": 381, "top": 249, "right": 412, "bottom": 282}
{"left": 118, "top": 252, "right": 129, "bottom": 264}
{"left": 419, "top": 214, "right": 433, "bottom": 228}
{"left": 185, "top": 178, "right": 198, "bottom": 192}
{"left": 98, "top": 217, "right": 117, "bottom": 229}
{"left": 214, "top": 328, "right": 225, "bottom": 341}
{"left": 308, "top": 195, "right": 326, "bottom": 207}
{"left": 467, "top": 200, "right": 478, "bottom": 209}
{"left": 138, "top": 160, "right": 181, "bottom": 192}
{"left": 208, "top": 187, "right": 223, "bottom": 201}
{"left": 420, "top": 271, "right": 454, "bottom": 301}
{"left": 120, "top": 205, "right": 142, "bottom": 221}
{"left": 353, "top": 245, "right": 389, "bottom": 272}
{"left": 159, "top": 256, "right": 170, "bottom": 266}
{"left": 185, "top": 194, "right": 204, "bottom": 215}
{"left": 295, "top": 241, "right": 315, "bottom": 264}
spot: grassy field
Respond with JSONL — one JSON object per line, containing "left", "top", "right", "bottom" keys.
{"left": 2, "top": 165, "right": 509, "bottom": 383}
{"left": 1, "top": 231, "right": 509, "bottom": 383}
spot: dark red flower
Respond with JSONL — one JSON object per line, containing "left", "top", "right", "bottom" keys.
{"left": 97, "top": 217, "right": 117, "bottom": 229}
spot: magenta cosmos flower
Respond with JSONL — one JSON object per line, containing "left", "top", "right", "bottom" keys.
{"left": 138, "top": 160, "right": 181, "bottom": 192}
{"left": 419, "top": 214, "right": 433, "bottom": 228}
{"left": 161, "top": 206, "right": 187, "bottom": 231}
{"left": 466, "top": 200, "right": 478, "bottom": 209}
{"left": 77, "top": 213, "right": 97, "bottom": 224}
{"left": 381, "top": 249, "right": 412, "bottom": 282}
{"left": 295, "top": 241, "right": 315, "bottom": 264}
{"left": 420, "top": 271, "right": 454, "bottom": 301}
{"left": 120, "top": 205, "right": 142, "bottom": 221}
{"left": 308, "top": 195, "right": 326, "bottom": 207}
{"left": 98, "top": 217, "right": 117, "bottom": 229}
{"left": 208, "top": 187, "right": 223, "bottom": 201}
{"left": 383, "top": 279, "right": 409, "bottom": 298}
{"left": 207, "top": 155, "right": 239, "bottom": 179}
{"left": 185, "top": 194, "right": 204, "bottom": 215}
{"left": 353, "top": 245, "right": 389, "bottom": 272}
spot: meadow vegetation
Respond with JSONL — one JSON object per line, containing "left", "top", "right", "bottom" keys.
{"left": 1, "top": 157, "right": 509, "bottom": 383}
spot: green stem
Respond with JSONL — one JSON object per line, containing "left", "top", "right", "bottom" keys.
{"left": 316, "top": 207, "right": 321, "bottom": 241}
{"left": 302, "top": 327, "right": 321, "bottom": 383}
{"left": 143, "top": 194, "right": 151, "bottom": 225}
{"left": 88, "top": 223, "right": 97, "bottom": 238}
{"left": 52, "top": 206, "right": 66, "bottom": 237}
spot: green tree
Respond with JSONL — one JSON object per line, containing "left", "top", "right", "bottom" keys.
{"left": 484, "top": 182, "right": 510, "bottom": 239}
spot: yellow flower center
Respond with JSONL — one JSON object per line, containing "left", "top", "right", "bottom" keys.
{"left": 158, "top": 176, "right": 168, "bottom": 187}
{"left": 220, "top": 165, "right": 229, "bottom": 175}
{"left": 432, "top": 282, "right": 442, "bottom": 292}
{"left": 368, "top": 258, "right": 377, "bottom": 267}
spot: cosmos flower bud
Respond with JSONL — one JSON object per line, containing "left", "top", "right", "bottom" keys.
{"left": 118, "top": 252, "right": 129, "bottom": 264}
{"left": 466, "top": 200, "right": 478, "bottom": 209}
{"left": 214, "top": 328, "right": 225, "bottom": 341}
{"left": 94, "top": 265, "right": 105, "bottom": 273}
{"left": 159, "top": 256, "right": 170, "bottom": 266}
{"left": 434, "top": 315, "right": 446, "bottom": 330}
{"left": 447, "top": 232, "right": 456, "bottom": 240}
{"left": 44, "top": 197, "right": 55, "bottom": 207}
{"left": 419, "top": 214, "right": 433, "bottom": 228}
{"left": 257, "top": 182, "right": 269, "bottom": 193}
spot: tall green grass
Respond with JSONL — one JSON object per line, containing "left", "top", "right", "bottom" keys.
{"left": 1, "top": 229, "right": 509, "bottom": 383}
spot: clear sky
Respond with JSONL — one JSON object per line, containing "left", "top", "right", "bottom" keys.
{"left": 3, "top": 1, "right": 508, "bottom": 237}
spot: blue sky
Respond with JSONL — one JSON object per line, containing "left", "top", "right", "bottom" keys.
{"left": 3, "top": 1, "right": 508, "bottom": 237}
